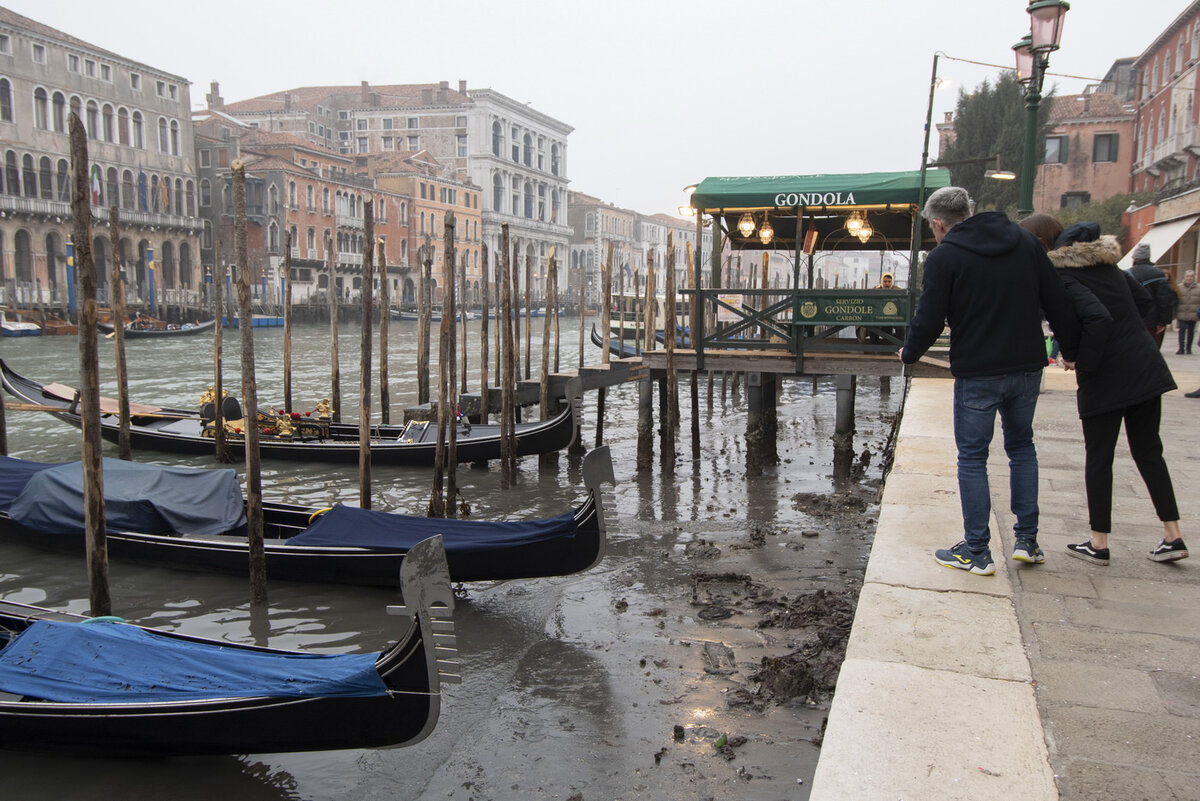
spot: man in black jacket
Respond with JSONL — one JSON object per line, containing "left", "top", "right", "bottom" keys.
{"left": 1128, "top": 243, "right": 1176, "bottom": 348}
{"left": 900, "top": 187, "right": 1080, "bottom": 576}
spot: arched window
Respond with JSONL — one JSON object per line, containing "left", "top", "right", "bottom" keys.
{"left": 511, "top": 176, "right": 519, "bottom": 214}
{"left": 150, "top": 174, "right": 159, "bottom": 212}
{"left": 185, "top": 180, "right": 194, "bottom": 216}
{"left": 55, "top": 159, "right": 68, "bottom": 201}
{"left": 268, "top": 221, "right": 279, "bottom": 252}
{"left": 14, "top": 230, "right": 32, "bottom": 282}
{"left": 102, "top": 103, "right": 114, "bottom": 141}
{"left": 306, "top": 184, "right": 314, "bottom": 209}
{"left": 33, "top": 87, "right": 48, "bottom": 129}
{"left": 420, "top": 211, "right": 425, "bottom": 234}
{"left": 199, "top": 178, "right": 211, "bottom": 207}
{"left": 179, "top": 243, "right": 192, "bottom": 288}
{"left": 322, "top": 187, "right": 330, "bottom": 213}
{"left": 38, "top": 156, "right": 51, "bottom": 199}
{"left": 307, "top": 227, "right": 316, "bottom": 253}
{"left": 157, "top": 117, "right": 168, "bottom": 152}
{"left": 492, "top": 121, "right": 503, "bottom": 156}
{"left": 122, "top": 169, "right": 134, "bottom": 208}
{"left": 22, "top": 154, "right": 37, "bottom": 197}
{"left": 269, "top": 184, "right": 279, "bottom": 214}
{"left": 86, "top": 100, "right": 99, "bottom": 138}
{"left": 131, "top": 111, "right": 144, "bottom": 148}
{"left": 117, "top": 107, "right": 130, "bottom": 145}
{"left": 523, "top": 180, "right": 533, "bottom": 218}
{"left": 52, "top": 92, "right": 65, "bottom": 131}
{"left": 169, "top": 120, "right": 179, "bottom": 155}
{"left": 288, "top": 181, "right": 297, "bottom": 208}
{"left": 173, "top": 177, "right": 183, "bottom": 215}
{"left": 550, "top": 144, "right": 560, "bottom": 176}
{"left": 0, "top": 79, "right": 12, "bottom": 122}
{"left": 106, "top": 167, "right": 118, "bottom": 207}
{"left": 523, "top": 133, "right": 533, "bottom": 166}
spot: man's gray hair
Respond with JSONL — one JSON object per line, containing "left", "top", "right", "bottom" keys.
{"left": 922, "top": 186, "right": 972, "bottom": 226}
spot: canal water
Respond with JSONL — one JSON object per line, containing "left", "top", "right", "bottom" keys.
{"left": 0, "top": 317, "right": 902, "bottom": 801}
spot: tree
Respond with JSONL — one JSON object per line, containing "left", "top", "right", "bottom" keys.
{"left": 937, "top": 71, "right": 1052, "bottom": 214}
{"left": 1055, "top": 192, "right": 1151, "bottom": 249}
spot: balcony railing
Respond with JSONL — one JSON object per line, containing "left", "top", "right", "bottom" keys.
{"left": 0, "top": 195, "right": 203, "bottom": 231}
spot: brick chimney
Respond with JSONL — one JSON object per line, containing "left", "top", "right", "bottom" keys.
{"left": 458, "top": 80, "right": 467, "bottom": 94}
{"left": 283, "top": 93, "right": 292, "bottom": 112}
{"left": 361, "top": 81, "right": 370, "bottom": 103}
{"left": 421, "top": 88, "right": 433, "bottom": 103}
{"left": 206, "top": 81, "right": 224, "bottom": 110}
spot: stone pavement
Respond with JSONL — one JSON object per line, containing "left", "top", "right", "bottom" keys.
{"left": 810, "top": 354, "right": 1200, "bottom": 801}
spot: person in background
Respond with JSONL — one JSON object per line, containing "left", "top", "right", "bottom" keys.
{"left": 901, "top": 189, "right": 1080, "bottom": 575}
{"left": 1026, "top": 217, "right": 1188, "bottom": 564}
{"left": 1175, "top": 270, "right": 1200, "bottom": 354}
{"left": 1128, "top": 243, "right": 1177, "bottom": 348}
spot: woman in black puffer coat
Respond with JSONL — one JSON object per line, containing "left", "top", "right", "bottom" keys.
{"left": 1020, "top": 216, "right": 1188, "bottom": 565}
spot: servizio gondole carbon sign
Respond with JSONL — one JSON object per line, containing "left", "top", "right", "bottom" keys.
{"left": 794, "top": 291, "right": 910, "bottom": 326}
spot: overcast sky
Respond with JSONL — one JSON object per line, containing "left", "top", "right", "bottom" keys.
{"left": 6, "top": 0, "right": 1190, "bottom": 217}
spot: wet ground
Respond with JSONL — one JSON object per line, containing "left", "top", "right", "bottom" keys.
{"left": 0, "top": 323, "right": 901, "bottom": 800}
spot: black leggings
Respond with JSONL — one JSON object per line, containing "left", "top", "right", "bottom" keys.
{"left": 1081, "top": 396, "right": 1179, "bottom": 533}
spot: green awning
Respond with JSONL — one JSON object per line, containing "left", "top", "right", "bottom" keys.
{"left": 690, "top": 169, "right": 951, "bottom": 252}
{"left": 691, "top": 169, "right": 951, "bottom": 211}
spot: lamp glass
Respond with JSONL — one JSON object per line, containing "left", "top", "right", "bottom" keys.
{"left": 758, "top": 220, "right": 774, "bottom": 245}
{"left": 1013, "top": 36, "right": 1034, "bottom": 83}
{"left": 845, "top": 210, "right": 863, "bottom": 233}
{"left": 738, "top": 212, "right": 756, "bottom": 238}
{"left": 1028, "top": 0, "right": 1068, "bottom": 52}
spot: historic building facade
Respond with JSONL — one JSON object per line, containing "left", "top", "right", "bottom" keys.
{"left": 1034, "top": 91, "right": 1135, "bottom": 212}
{"left": 0, "top": 7, "right": 202, "bottom": 312}
{"left": 192, "top": 111, "right": 410, "bottom": 306}
{"left": 218, "top": 80, "right": 571, "bottom": 304}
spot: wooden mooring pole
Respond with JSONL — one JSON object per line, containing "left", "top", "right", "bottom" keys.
{"left": 499, "top": 225, "right": 517, "bottom": 485}
{"left": 326, "top": 232, "right": 341, "bottom": 423}
{"left": 70, "top": 112, "right": 110, "bottom": 617}
{"left": 358, "top": 201, "right": 374, "bottom": 511}
{"left": 233, "top": 159, "right": 266, "bottom": 606}
{"left": 212, "top": 239, "right": 231, "bottom": 463}
{"left": 378, "top": 238, "right": 390, "bottom": 425}
{"left": 479, "top": 243, "right": 490, "bottom": 425}
{"left": 109, "top": 205, "right": 131, "bottom": 461}
{"left": 283, "top": 229, "right": 293, "bottom": 413}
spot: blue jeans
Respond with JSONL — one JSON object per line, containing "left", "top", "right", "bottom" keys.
{"left": 953, "top": 372, "right": 1041, "bottom": 554}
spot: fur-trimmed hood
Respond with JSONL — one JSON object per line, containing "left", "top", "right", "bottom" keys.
{"left": 1047, "top": 235, "right": 1123, "bottom": 269}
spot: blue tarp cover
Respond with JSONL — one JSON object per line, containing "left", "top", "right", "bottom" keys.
{"left": 0, "top": 455, "right": 57, "bottom": 512}
{"left": 288, "top": 504, "right": 577, "bottom": 551}
{"left": 3, "top": 457, "right": 246, "bottom": 537}
{"left": 0, "top": 620, "right": 387, "bottom": 702}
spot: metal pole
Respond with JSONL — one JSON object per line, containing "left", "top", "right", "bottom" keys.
{"left": 1018, "top": 58, "right": 1043, "bottom": 218}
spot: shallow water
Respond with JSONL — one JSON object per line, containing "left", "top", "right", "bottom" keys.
{"left": 0, "top": 318, "right": 901, "bottom": 800}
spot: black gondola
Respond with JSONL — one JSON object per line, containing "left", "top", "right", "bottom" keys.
{"left": 0, "top": 360, "right": 578, "bottom": 466}
{"left": 97, "top": 319, "right": 217, "bottom": 338}
{"left": 0, "top": 447, "right": 613, "bottom": 585}
{"left": 0, "top": 535, "right": 459, "bottom": 756}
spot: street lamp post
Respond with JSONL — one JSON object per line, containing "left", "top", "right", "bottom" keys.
{"left": 1015, "top": 0, "right": 1070, "bottom": 218}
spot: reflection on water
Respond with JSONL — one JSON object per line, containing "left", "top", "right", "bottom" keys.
{"left": 0, "top": 319, "right": 902, "bottom": 799}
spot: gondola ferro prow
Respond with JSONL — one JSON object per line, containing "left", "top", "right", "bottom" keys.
{"left": 388, "top": 535, "right": 461, "bottom": 687}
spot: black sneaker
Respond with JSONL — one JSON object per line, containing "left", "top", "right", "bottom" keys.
{"left": 1013, "top": 540, "right": 1046, "bottom": 564}
{"left": 1149, "top": 538, "right": 1189, "bottom": 562}
{"left": 1066, "top": 540, "right": 1110, "bottom": 565}
{"left": 934, "top": 540, "right": 996, "bottom": 576}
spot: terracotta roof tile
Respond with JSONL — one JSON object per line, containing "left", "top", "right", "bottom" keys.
{"left": 1047, "top": 92, "right": 1135, "bottom": 121}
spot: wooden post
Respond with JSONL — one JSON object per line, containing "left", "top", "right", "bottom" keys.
{"left": 445, "top": 214, "right": 458, "bottom": 517}
{"left": 417, "top": 236, "right": 432, "bottom": 406}
{"left": 479, "top": 243, "right": 490, "bottom": 424}
{"left": 233, "top": 159, "right": 266, "bottom": 606}
{"left": 662, "top": 231, "right": 677, "bottom": 470}
{"left": 601, "top": 242, "right": 613, "bottom": 366}
{"left": 212, "top": 240, "right": 231, "bottom": 463}
{"left": 459, "top": 241, "right": 469, "bottom": 395}
{"left": 552, "top": 258, "right": 561, "bottom": 373}
{"left": 499, "top": 225, "right": 516, "bottom": 485}
{"left": 511, "top": 239, "right": 521, "bottom": 385}
{"left": 429, "top": 215, "right": 454, "bottom": 517}
{"left": 282, "top": 229, "right": 293, "bottom": 413}
{"left": 687, "top": 241, "right": 700, "bottom": 460}
{"left": 636, "top": 374, "right": 653, "bottom": 472}
{"left": 70, "top": 112, "right": 111, "bottom": 617}
{"left": 326, "top": 232, "right": 341, "bottom": 423}
{"left": 523, "top": 254, "right": 532, "bottom": 381}
{"left": 540, "top": 249, "right": 559, "bottom": 466}
{"left": 378, "top": 237, "right": 390, "bottom": 425}
{"left": 576, "top": 260, "right": 585, "bottom": 370}
{"left": 108, "top": 206, "right": 131, "bottom": 461}
{"left": 358, "top": 201, "right": 374, "bottom": 510}
{"left": 616, "top": 257, "right": 625, "bottom": 356}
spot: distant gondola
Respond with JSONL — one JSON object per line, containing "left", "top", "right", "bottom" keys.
{"left": 0, "top": 360, "right": 578, "bottom": 466}
{"left": 0, "top": 535, "right": 459, "bottom": 756}
{"left": 0, "top": 447, "right": 612, "bottom": 585}
{"left": 97, "top": 318, "right": 217, "bottom": 339}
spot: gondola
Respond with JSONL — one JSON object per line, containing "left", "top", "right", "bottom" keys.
{"left": 391, "top": 309, "right": 481, "bottom": 322}
{"left": 0, "top": 360, "right": 578, "bottom": 466}
{"left": 0, "top": 447, "right": 613, "bottom": 585}
{"left": 97, "top": 318, "right": 217, "bottom": 339}
{"left": 0, "top": 535, "right": 459, "bottom": 756}
{"left": 591, "top": 323, "right": 641, "bottom": 358}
